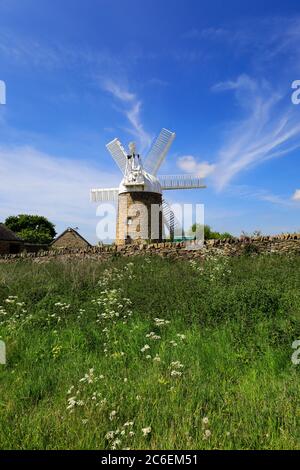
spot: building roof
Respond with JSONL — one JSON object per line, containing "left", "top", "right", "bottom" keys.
{"left": 50, "top": 227, "right": 91, "bottom": 246}
{"left": 0, "top": 223, "right": 22, "bottom": 242}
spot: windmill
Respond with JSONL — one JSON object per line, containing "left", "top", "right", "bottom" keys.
{"left": 91, "top": 128, "right": 206, "bottom": 245}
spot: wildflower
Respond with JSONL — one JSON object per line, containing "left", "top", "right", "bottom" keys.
{"left": 170, "top": 361, "right": 184, "bottom": 369}
{"left": 123, "top": 421, "right": 134, "bottom": 427}
{"left": 202, "top": 417, "right": 209, "bottom": 425}
{"left": 79, "top": 368, "right": 95, "bottom": 384}
{"left": 141, "top": 344, "right": 150, "bottom": 353}
{"left": 146, "top": 331, "right": 161, "bottom": 340}
{"left": 177, "top": 334, "right": 186, "bottom": 340}
{"left": 112, "top": 438, "right": 121, "bottom": 447}
{"left": 142, "top": 427, "right": 151, "bottom": 436}
{"left": 109, "top": 410, "right": 117, "bottom": 420}
{"left": 154, "top": 318, "right": 170, "bottom": 326}
{"left": 170, "top": 370, "right": 182, "bottom": 377}
{"left": 66, "top": 396, "right": 77, "bottom": 411}
{"left": 153, "top": 355, "right": 161, "bottom": 362}
{"left": 105, "top": 431, "right": 115, "bottom": 440}
{"left": 203, "top": 429, "right": 211, "bottom": 439}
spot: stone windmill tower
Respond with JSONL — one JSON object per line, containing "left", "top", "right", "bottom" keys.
{"left": 91, "top": 128, "right": 206, "bottom": 245}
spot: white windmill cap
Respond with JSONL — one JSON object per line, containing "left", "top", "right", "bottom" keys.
{"left": 119, "top": 170, "right": 162, "bottom": 195}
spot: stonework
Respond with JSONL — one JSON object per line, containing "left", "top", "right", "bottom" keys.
{"left": 2, "top": 233, "right": 300, "bottom": 263}
{"left": 116, "top": 191, "right": 163, "bottom": 245}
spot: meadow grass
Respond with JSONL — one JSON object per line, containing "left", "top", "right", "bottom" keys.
{"left": 0, "top": 253, "right": 300, "bottom": 450}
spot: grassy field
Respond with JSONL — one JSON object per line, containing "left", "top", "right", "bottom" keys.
{"left": 0, "top": 253, "right": 300, "bottom": 450}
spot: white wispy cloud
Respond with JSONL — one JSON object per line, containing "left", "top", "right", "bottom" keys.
{"left": 292, "top": 189, "right": 300, "bottom": 201}
{"left": 0, "top": 145, "right": 119, "bottom": 242}
{"left": 226, "top": 184, "right": 299, "bottom": 208}
{"left": 177, "top": 155, "right": 215, "bottom": 177}
{"left": 102, "top": 79, "right": 152, "bottom": 152}
{"left": 103, "top": 81, "right": 136, "bottom": 102}
{"left": 0, "top": 29, "right": 122, "bottom": 71}
{"left": 212, "top": 74, "right": 300, "bottom": 190}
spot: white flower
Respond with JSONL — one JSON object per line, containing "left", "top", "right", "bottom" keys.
{"left": 124, "top": 421, "right": 134, "bottom": 427}
{"left": 170, "top": 361, "right": 184, "bottom": 369}
{"left": 170, "top": 370, "right": 182, "bottom": 377}
{"left": 109, "top": 410, "right": 117, "bottom": 420}
{"left": 154, "top": 318, "right": 170, "bottom": 326}
{"left": 204, "top": 429, "right": 211, "bottom": 439}
{"left": 202, "top": 417, "right": 209, "bottom": 425}
{"left": 146, "top": 331, "right": 161, "bottom": 340}
{"left": 105, "top": 431, "right": 115, "bottom": 440}
{"left": 153, "top": 355, "right": 161, "bottom": 362}
{"left": 141, "top": 344, "right": 150, "bottom": 353}
{"left": 142, "top": 426, "right": 151, "bottom": 436}
{"left": 177, "top": 334, "right": 186, "bottom": 340}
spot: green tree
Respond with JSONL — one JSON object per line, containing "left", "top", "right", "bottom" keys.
{"left": 5, "top": 214, "right": 56, "bottom": 244}
{"left": 188, "top": 224, "right": 233, "bottom": 240}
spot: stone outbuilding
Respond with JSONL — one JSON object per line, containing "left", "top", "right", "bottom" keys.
{"left": 50, "top": 228, "right": 91, "bottom": 250}
{"left": 0, "top": 223, "right": 23, "bottom": 255}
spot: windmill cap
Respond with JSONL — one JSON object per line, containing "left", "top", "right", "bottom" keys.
{"left": 119, "top": 171, "right": 162, "bottom": 195}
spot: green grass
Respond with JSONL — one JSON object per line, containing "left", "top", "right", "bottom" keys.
{"left": 0, "top": 253, "right": 300, "bottom": 449}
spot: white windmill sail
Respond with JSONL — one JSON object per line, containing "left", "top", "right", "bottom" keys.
{"left": 160, "top": 175, "right": 206, "bottom": 190}
{"left": 144, "top": 128, "right": 175, "bottom": 176}
{"left": 106, "top": 138, "right": 128, "bottom": 174}
{"left": 90, "top": 188, "right": 119, "bottom": 202}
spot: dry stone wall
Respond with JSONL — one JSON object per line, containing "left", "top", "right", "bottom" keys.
{"left": 0, "top": 234, "right": 300, "bottom": 263}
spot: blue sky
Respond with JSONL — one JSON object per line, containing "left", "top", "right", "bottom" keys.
{"left": 1, "top": 0, "right": 300, "bottom": 242}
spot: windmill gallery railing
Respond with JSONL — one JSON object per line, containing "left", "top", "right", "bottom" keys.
{"left": 159, "top": 175, "right": 206, "bottom": 190}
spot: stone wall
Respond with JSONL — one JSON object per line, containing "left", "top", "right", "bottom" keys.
{"left": 1, "top": 233, "right": 300, "bottom": 263}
